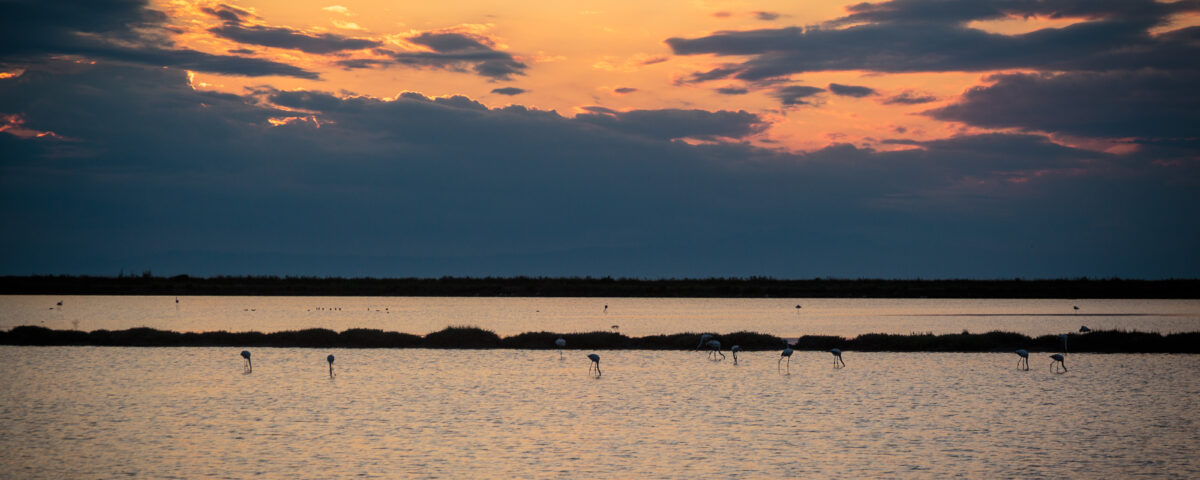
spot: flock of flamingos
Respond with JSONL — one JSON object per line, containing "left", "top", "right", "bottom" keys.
{"left": 236, "top": 328, "right": 1083, "bottom": 378}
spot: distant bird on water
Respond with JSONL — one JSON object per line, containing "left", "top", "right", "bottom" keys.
{"left": 327, "top": 354, "right": 335, "bottom": 378}
{"left": 1015, "top": 349, "right": 1029, "bottom": 371}
{"left": 831, "top": 348, "right": 845, "bottom": 368}
{"left": 587, "top": 353, "right": 601, "bottom": 377}
{"left": 1079, "top": 325, "right": 1090, "bottom": 333}
{"left": 56, "top": 300, "right": 62, "bottom": 306}
{"left": 1073, "top": 305, "right": 1079, "bottom": 312}
{"left": 731, "top": 345, "right": 740, "bottom": 365}
{"left": 555, "top": 337, "right": 566, "bottom": 359}
{"left": 241, "top": 350, "right": 252, "bottom": 373}
{"left": 778, "top": 346, "right": 793, "bottom": 374}
{"left": 1050, "top": 353, "right": 1067, "bottom": 373}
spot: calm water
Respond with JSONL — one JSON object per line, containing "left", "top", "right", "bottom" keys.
{"left": 3, "top": 295, "right": 1200, "bottom": 337}
{"left": 1, "top": 347, "right": 1197, "bottom": 478}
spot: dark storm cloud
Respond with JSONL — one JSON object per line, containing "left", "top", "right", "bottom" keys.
{"left": 201, "top": 4, "right": 254, "bottom": 24}
{"left": 836, "top": 0, "right": 1196, "bottom": 25}
{"left": 884, "top": 91, "right": 938, "bottom": 105}
{"left": 928, "top": 70, "right": 1200, "bottom": 139}
{"left": 828, "top": 83, "right": 876, "bottom": 97}
{"left": 613, "top": 87, "right": 638, "bottom": 94}
{"left": 3, "top": 61, "right": 1197, "bottom": 278}
{"left": 772, "top": 85, "right": 824, "bottom": 105}
{"left": 342, "top": 32, "right": 526, "bottom": 80}
{"left": 665, "top": 0, "right": 1200, "bottom": 80}
{"left": 716, "top": 87, "right": 749, "bottom": 95}
{"left": 754, "top": 11, "right": 781, "bottom": 21}
{"left": 0, "top": 0, "right": 318, "bottom": 79}
{"left": 208, "top": 24, "right": 381, "bottom": 54}
{"left": 491, "top": 87, "right": 526, "bottom": 96}
{"left": 574, "top": 108, "right": 766, "bottom": 141}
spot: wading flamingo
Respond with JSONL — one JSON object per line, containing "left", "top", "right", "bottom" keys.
{"left": 778, "top": 346, "right": 793, "bottom": 374}
{"left": 555, "top": 337, "right": 566, "bottom": 359}
{"left": 1015, "top": 349, "right": 1029, "bottom": 371}
{"left": 706, "top": 339, "right": 725, "bottom": 361}
{"left": 1050, "top": 353, "right": 1067, "bottom": 373}
{"left": 831, "top": 348, "right": 845, "bottom": 368}
{"left": 731, "top": 345, "right": 740, "bottom": 365}
{"left": 587, "top": 353, "right": 601, "bottom": 377}
{"left": 241, "top": 350, "right": 252, "bottom": 373}
{"left": 327, "top": 354, "right": 335, "bottom": 378}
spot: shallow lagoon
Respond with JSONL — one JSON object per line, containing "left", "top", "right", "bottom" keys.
{"left": 4, "top": 296, "right": 1200, "bottom": 337}
{"left": 2, "top": 347, "right": 1197, "bottom": 478}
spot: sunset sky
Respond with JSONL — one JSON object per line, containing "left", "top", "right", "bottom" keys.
{"left": 1, "top": 0, "right": 1198, "bottom": 278}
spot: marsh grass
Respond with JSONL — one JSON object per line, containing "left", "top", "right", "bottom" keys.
{"left": 2, "top": 326, "right": 1197, "bottom": 352}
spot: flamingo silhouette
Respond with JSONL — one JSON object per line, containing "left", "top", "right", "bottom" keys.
{"left": 778, "top": 346, "right": 793, "bottom": 374}
{"left": 706, "top": 339, "right": 725, "bottom": 361}
{"left": 587, "top": 353, "right": 601, "bottom": 377}
{"left": 831, "top": 348, "right": 845, "bottom": 368}
{"left": 697, "top": 334, "right": 713, "bottom": 350}
{"left": 241, "top": 350, "right": 252, "bottom": 373}
{"left": 555, "top": 337, "right": 566, "bottom": 359}
{"left": 327, "top": 354, "right": 335, "bottom": 378}
{"left": 730, "top": 345, "right": 740, "bottom": 365}
{"left": 1060, "top": 334, "right": 1069, "bottom": 354}
{"left": 1050, "top": 353, "right": 1067, "bottom": 373}
{"left": 1015, "top": 349, "right": 1029, "bottom": 371}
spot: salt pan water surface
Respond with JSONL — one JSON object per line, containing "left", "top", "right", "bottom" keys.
{"left": 2, "top": 347, "right": 1197, "bottom": 478}
{"left": 4, "top": 296, "right": 1199, "bottom": 337}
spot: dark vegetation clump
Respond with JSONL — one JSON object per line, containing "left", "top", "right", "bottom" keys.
{"left": 339, "top": 328, "right": 422, "bottom": 348}
{"left": 1, "top": 326, "right": 1198, "bottom": 352}
{"left": 422, "top": 326, "right": 501, "bottom": 348}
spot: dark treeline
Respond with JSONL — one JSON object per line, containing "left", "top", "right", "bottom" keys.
{"left": 3, "top": 326, "right": 1197, "bottom": 353}
{"left": 2, "top": 275, "right": 1198, "bottom": 298}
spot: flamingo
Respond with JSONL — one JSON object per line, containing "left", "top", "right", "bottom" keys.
{"left": 555, "top": 337, "right": 566, "bottom": 359}
{"left": 1050, "top": 353, "right": 1067, "bottom": 373}
{"left": 731, "top": 345, "right": 740, "bottom": 365}
{"left": 1015, "top": 349, "right": 1029, "bottom": 371}
{"left": 241, "top": 350, "right": 252, "bottom": 373}
{"left": 831, "top": 348, "right": 845, "bottom": 368}
{"left": 706, "top": 339, "right": 725, "bottom": 361}
{"left": 696, "top": 334, "right": 713, "bottom": 350}
{"left": 587, "top": 353, "right": 601, "bottom": 377}
{"left": 327, "top": 354, "right": 335, "bottom": 378}
{"left": 778, "top": 346, "right": 793, "bottom": 374}
{"left": 1079, "top": 325, "right": 1090, "bottom": 333}
{"left": 1060, "top": 334, "right": 1069, "bottom": 354}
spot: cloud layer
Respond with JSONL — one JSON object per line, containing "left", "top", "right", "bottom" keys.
{"left": 2, "top": 61, "right": 1195, "bottom": 277}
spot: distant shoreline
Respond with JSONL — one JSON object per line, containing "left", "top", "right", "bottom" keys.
{"left": 3, "top": 326, "right": 1197, "bottom": 353}
{"left": 2, "top": 275, "right": 1198, "bottom": 298}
